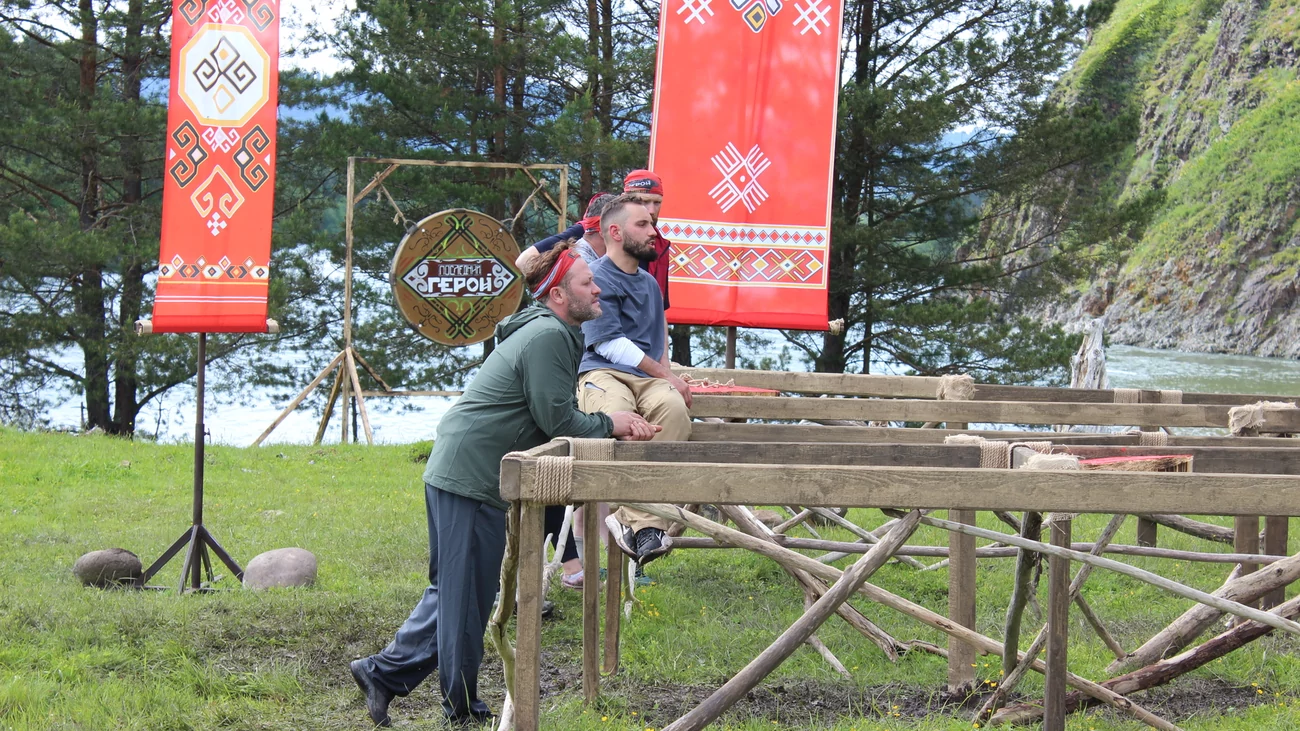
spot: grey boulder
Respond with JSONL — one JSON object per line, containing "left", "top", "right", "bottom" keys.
{"left": 243, "top": 548, "right": 317, "bottom": 589}
{"left": 73, "top": 548, "right": 142, "bottom": 587}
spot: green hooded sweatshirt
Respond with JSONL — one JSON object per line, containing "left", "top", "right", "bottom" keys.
{"left": 422, "top": 304, "right": 614, "bottom": 510}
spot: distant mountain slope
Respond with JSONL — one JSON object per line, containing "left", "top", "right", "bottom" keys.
{"left": 1040, "top": 0, "right": 1300, "bottom": 356}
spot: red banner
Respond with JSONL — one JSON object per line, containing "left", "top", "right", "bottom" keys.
{"left": 152, "top": 0, "right": 279, "bottom": 333}
{"left": 650, "top": 0, "right": 842, "bottom": 330}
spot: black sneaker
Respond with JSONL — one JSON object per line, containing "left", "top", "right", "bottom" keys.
{"left": 606, "top": 515, "right": 638, "bottom": 562}
{"left": 634, "top": 527, "right": 672, "bottom": 565}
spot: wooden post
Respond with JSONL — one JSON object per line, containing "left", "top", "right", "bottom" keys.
{"left": 1235, "top": 515, "right": 1261, "bottom": 605}
{"left": 1263, "top": 516, "right": 1289, "bottom": 609}
{"left": 344, "top": 350, "right": 374, "bottom": 444}
{"left": 515, "top": 502, "right": 546, "bottom": 731}
{"left": 725, "top": 327, "right": 737, "bottom": 369}
{"left": 1045, "top": 516, "right": 1073, "bottom": 731}
{"left": 948, "top": 507, "right": 977, "bottom": 694}
{"left": 313, "top": 364, "right": 344, "bottom": 445}
{"left": 603, "top": 532, "right": 622, "bottom": 674}
{"left": 1136, "top": 517, "right": 1159, "bottom": 548}
{"left": 582, "top": 502, "right": 600, "bottom": 703}
{"left": 558, "top": 166, "right": 568, "bottom": 232}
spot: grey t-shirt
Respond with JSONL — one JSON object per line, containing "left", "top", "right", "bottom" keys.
{"left": 579, "top": 256, "right": 666, "bottom": 378}
{"left": 575, "top": 240, "right": 599, "bottom": 263}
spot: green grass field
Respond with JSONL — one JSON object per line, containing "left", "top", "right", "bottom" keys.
{"left": 4, "top": 428, "right": 1300, "bottom": 730}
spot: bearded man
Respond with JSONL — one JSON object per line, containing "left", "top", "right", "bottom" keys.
{"left": 577, "top": 195, "right": 693, "bottom": 565}
{"left": 349, "top": 241, "right": 657, "bottom": 727}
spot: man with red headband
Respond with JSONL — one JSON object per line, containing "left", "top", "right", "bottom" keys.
{"left": 516, "top": 193, "right": 617, "bottom": 269}
{"left": 622, "top": 169, "right": 672, "bottom": 307}
{"left": 349, "top": 242, "right": 657, "bottom": 728}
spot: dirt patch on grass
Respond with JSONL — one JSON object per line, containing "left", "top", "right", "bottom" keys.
{"left": 508, "top": 655, "right": 1283, "bottom": 728}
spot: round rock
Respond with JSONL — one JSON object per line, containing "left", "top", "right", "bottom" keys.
{"left": 243, "top": 548, "right": 317, "bottom": 589}
{"left": 73, "top": 548, "right": 142, "bottom": 588}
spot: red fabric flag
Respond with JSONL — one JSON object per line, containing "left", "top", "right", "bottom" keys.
{"left": 152, "top": 0, "right": 279, "bottom": 333}
{"left": 650, "top": 0, "right": 842, "bottom": 330}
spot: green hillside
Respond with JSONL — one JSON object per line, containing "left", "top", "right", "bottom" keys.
{"left": 1042, "top": 0, "right": 1300, "bottom": 355}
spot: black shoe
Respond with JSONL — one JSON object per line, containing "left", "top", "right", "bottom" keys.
{"left": 606, "top": 515, "right": 638, "bottom": 562}
{"left": 634, "top": 527, "right": 672, "bottom": 565}
{"left": 511, "top": 598, "right": 556, "bottom": 619}
{"left": 446, "top": 710, "right": 495, "bottom": 726}
{"left": 349, "top": 659, "right": 393, "bottom": 727}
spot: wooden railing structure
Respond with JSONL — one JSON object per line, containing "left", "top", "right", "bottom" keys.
{"left": 491, "top": 369, "right": 1300, "bottom": 731}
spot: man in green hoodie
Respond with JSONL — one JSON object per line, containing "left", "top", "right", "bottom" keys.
{"left": 349, "top": 242, "right": 656, "bottom": 727}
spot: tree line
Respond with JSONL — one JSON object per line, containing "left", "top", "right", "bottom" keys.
{"left": 0, "top": 0, "right": 1147, "bottom": 435}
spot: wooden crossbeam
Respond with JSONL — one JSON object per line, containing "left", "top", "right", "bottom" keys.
{"left": 689, "top": 396, "right": 1258, "bottom": 428}
{"left": 688, "top": 421, "right": 1300, "bottom": 447}
{"left": 603, "top": 441, "right": 982, "bottom": 467}
{"left": 674, "top": 366, "right": 1300, "bottom": 406}
{"left": 500, "top": 458, "right": 1300, "bottom": 515}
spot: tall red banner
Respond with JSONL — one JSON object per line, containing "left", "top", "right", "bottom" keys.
{"left": 650, "top": 0, "right": 842, "bottom": 330}
{"left": 152, "top": 0, "right": 279, "bottom": 333}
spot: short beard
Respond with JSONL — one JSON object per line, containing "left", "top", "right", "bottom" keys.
{"left": 561, "top": 286, "right": 601, "bottom": 322}
{"left": 626, "top": 234, "right": 659, "bottom": 263}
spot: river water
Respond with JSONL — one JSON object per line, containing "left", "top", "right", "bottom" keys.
{"left": 43, "top": 343, "right": 1300, "bottom": 446}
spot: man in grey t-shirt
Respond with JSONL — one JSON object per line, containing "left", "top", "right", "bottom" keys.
{"left": 577, "top": 195, "right": 693, "bottom": 565}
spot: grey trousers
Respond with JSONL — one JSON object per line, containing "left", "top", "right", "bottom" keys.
{"left": 359, "top": 484, "right": 507, "bottom": 720}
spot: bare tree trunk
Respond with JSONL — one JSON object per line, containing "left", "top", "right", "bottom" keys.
{"left": 112, "top": 0, "right": 145, "bottom": 436}
{"left": 76, "top": 0, "right": 109, "bottom": 431}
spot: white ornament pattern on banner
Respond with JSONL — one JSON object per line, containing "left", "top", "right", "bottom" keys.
{"left": 793, "top": 0, "right": 831, "bottom": 34}
{"left": 709, "top": 142, "right": 772, "bottom": 213}
{"left": 201, "top": 126, "right": 242, "bottom": 153}
{"left": 678, "top": 0, "right": 714, "bottom": 24}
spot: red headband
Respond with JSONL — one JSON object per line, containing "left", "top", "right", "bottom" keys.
{"left": 623, "top": 169, "right": 664, "bottom": 196}
{"left": 580, "top": 215, "right": 602, "bottom": 235}
{"left": 530, "top": 248, "right": 582, "bottom": 300}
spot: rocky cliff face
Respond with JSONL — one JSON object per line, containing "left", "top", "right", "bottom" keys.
{"left": 1034, "top": 0, "right": 1300, "bottom": 356}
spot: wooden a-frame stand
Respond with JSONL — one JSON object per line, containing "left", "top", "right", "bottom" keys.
{"left": 253, "top": 157, "right": 570, "bottom": 446}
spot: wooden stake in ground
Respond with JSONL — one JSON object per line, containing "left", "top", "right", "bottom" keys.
{"left": 977, "top": 513, "right": 1128, "bottom": 722}
{"left": 487, "top": 503, "right": 520, "bottom": 731}
{"left": 1002, "top": 511, "right": 1043, "bottom": 680}
{"left": 661, "top": 511, "right": 923, "bottom": 731}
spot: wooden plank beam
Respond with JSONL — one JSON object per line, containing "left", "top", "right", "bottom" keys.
{"left": 686, "top": 422, "right": 1300, "bottom": 448}
{"left": 606, "top": 441, "right": 982, "bottom": 467}
{"left": 687, "top": 422, "right": 1066, "bottom": 443}
{"left": 1053, "top": 445, "right": 1300, "bottom": 474}
{"left": 500, "top": 459, "right": 1300, "bottom": 515}
{"left": 673, "top": 366, "right": 1300, "bottom": 407}
{"left": 690, "top": 396, "right": 1246, "bottom": 429}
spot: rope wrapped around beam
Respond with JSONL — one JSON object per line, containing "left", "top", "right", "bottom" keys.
{"left": 936, "top": 374, "right": 976, "bottom": 401}
{"left": 944, "top": 434, "right": 1010, "bottom": 469}
{"left": 1140, "top": 431, "right": 1170, "bottom": 447}
{"left": 1020, "top": 453, "right": 1081, "bottom": 524}
{"left": 1229, "top": 401, "right": 1299, "bottom": 436}
{"left": 559, "top": 437, "right": 615, "bottom": 462}
{"left": 533, "top": 456, "right": 574, "bottom": 504}
{"left": 1114, "top": 388, "right": 1141, "bottom": 404}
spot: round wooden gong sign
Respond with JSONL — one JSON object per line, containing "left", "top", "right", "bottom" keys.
{"left": 390, "top": 209, "right": 525, "bottom": 346}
